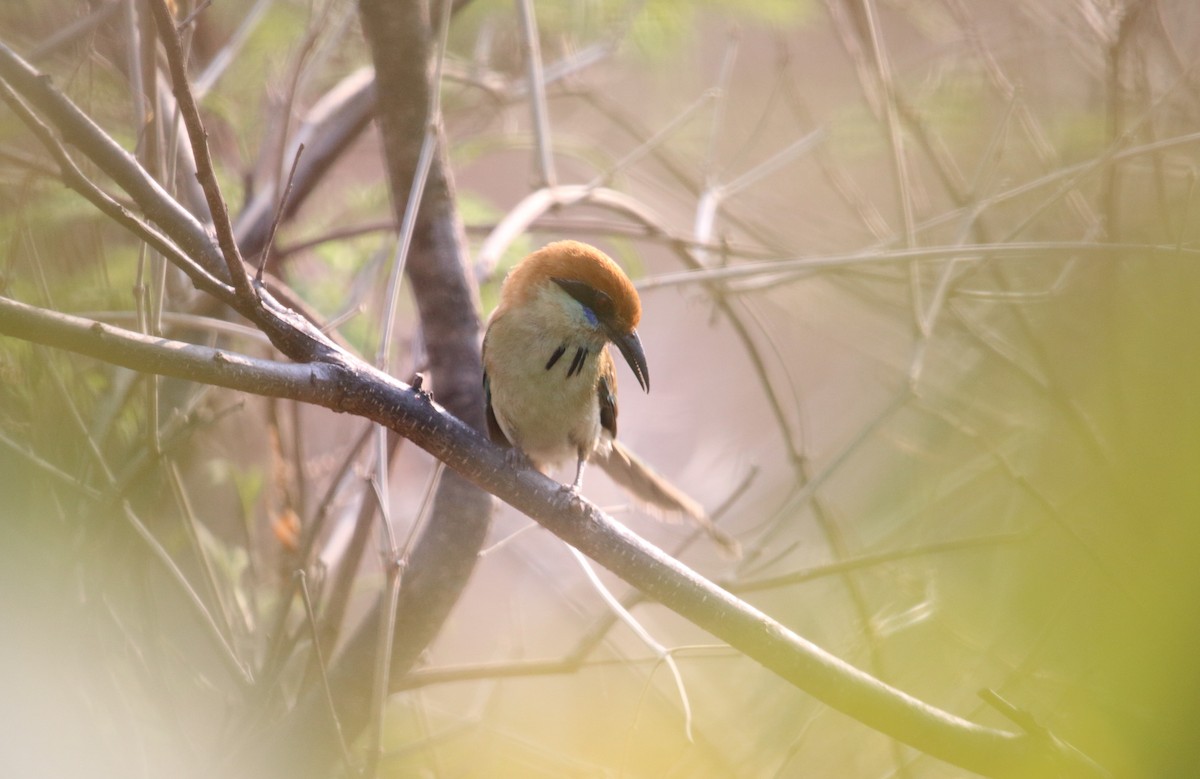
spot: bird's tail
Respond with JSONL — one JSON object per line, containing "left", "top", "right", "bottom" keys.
{"left": 593, "top": 440, "right": 741, "bottom": 558}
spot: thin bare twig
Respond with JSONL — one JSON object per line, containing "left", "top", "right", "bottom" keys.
{"left": 147, "top": 0, "right": 255, "bottom": 302}
{"left": 176, "top": 0, "right": 215, "bottom": 31}
{"left": 297, "top": 570, "right": 355, "bottom": 772}
{"left": 193, "top": 0, "right": 272, "bottom": 98}
{"left": 730, "top": 533, "right": 1028, "bottom": 594}
{"left": 567, "top": 544, "right": 694, "bottom": 742}
{"left": 638, "top": 240, "right": 1200, "bottom": 292}
{"left": 165, "top": 460, "right": 241, "bottom": 660}
{"left": 361, "top": 5, "right": 457, "bottom": 774}
{"left": 515, "top": 0, "right": 556, "bottom": 188}
{"left": 257, "top": 143, "right": 306, "bottom": 283}
{"left": 28, "top": 1, "right": 123, "bottom": 61}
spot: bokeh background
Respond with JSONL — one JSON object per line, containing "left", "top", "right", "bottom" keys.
{"left": 3, "top": 0, "right": 1200, "bottom": 776}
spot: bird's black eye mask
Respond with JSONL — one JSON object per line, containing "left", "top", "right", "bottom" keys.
{"left": 551, "top": 277, "right": 615, "bottom": 326}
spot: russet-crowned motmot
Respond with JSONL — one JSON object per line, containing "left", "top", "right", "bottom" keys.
{"left": 482, "top": 240, "right": 739, "bottom": 556}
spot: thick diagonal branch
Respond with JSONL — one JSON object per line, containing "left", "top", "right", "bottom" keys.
{"left": 0, "top": 296, "right": 1107, "bottom": 779}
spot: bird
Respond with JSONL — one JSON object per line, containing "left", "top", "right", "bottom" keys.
{"left": 482, "top": 240, "right": 740, "bottom": 557}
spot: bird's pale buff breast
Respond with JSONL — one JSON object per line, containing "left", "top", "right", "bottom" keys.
{"left": 484, "top": 283, "right": 609, "bottom": 469}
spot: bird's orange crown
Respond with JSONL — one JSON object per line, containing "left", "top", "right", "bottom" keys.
{"left": 500, "top": 240, "right": 642, "bottom": 334}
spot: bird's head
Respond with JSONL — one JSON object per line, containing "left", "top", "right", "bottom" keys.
{"left": 502, "top": 240, "right": 649, "bottom": 392}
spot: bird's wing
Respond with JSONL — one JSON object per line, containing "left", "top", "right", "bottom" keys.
{"left": 482, "top": 369, "right": 511, "bottom": 447}
{"left": 598, "top": 356, "right": 618, "bottom": 440}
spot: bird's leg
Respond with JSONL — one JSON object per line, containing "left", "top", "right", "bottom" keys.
{"left": 553, "top": 449, "right": 588, "bottom": 512}
{"left": 570, "top": 450, "right": 588, "bottom": 492}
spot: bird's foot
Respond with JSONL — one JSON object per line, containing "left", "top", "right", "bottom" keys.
{"left": 504, "top": 447, "right": 534, "bottom": 472}
{"left": 410, "top": 372, "right": 433, "bottom": 403}
{"left": 556, "top": 482, "right": 587, "bottom": 512}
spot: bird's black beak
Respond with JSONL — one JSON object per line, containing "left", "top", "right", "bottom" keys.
{"left": 612, "top": 329, "right": 649, "bottom": 392}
